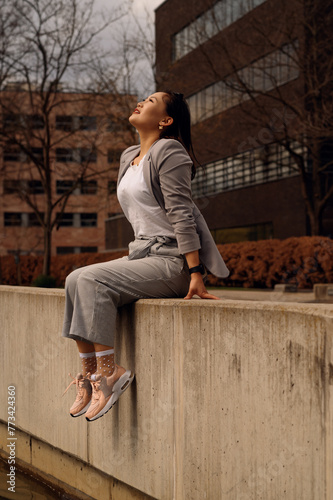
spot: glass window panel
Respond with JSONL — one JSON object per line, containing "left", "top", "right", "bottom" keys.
{"left": 188, "top": 94, "right": 198, "bottom": 124}
{"left": 182, "top": 26, "right": 189, "bottom": 54}
{"left": 79, "top": 116, "right": 97, "bottom": 131}
{"left": 212, "top": 1, "right": 225, "bottom": 31}
{"left": 29, "top": 114, "right": 45, "bottom": 129}
{"left": 57, "top": 213, "right": 74, "bottom": 227}
{"left": 204, "top": 86, "right": 214, "bottom": 119}
{"left": 56, "top": 180, "right": 75, "bottom": 194}
{"left": 187, "top": 23, "right": 196, "bottom": 51}
{"left": 213, "top": 81, "right": 225, "bottom": 113}
{"left": 80, "top": 247, "right": 98, "bottom": 253}
{"left": 79, "top": 148, "right": 97, "bottom": 163}
{"left": 31, "top": 147, "right": 44, "bottom": 163}
{"left": 226, "top": 0, "right": 234, "bottom": 25}
{"left": 80, "top": 213, "right": 97, "bottom": 227}
{"left": 172, "top": 0, "right": 268, "bottom": 62}
{"left": 4, "top": 212, "right": 22, "bottom": 226}
{"left": 56, "top": 116, "right": 73, "bottom": 131}
{"left": 56, "top": 148, "right": 73, "bottom": 162}
{"left": 29, "top": 180, "right": 44, "bottom": 194}
{"left": 3, "top": 147, "right": 22, "bottom": 162}
{"left": 108, "top": 149, "right": 122, "bottom": 163}
{"left": 80, "top": 180, "right": 97, "bottom": 195}
{"left": 205, "top": 7, "right": 216, "bottom": 39}
{"left": 192, "top": 141, "right": 304, "bottom": 199}
{"left": 28, "top": 212, "right": 43, "bottom": 227}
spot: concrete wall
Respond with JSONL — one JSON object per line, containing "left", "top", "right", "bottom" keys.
{"left": 0, "top": 285, "right": 332, "bottom": 499}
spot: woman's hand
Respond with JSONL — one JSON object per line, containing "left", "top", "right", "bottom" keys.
{"left": 184, "top": 273, "right": 220, "bottom": 300}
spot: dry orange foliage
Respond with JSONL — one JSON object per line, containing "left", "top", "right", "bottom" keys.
{"left": 0, "top": 236, "right": 332, "bottom": 289}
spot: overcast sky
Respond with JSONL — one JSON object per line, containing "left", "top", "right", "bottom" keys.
{"left": 95, "top": 0, "right": 164, "bottom": 25}
{"left": 92, "top": 0, "right": 165, "bottom": 95}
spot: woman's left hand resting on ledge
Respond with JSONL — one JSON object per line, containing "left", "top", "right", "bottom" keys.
{"left": 184, "top": 273, "right": 220, "bottom": 300}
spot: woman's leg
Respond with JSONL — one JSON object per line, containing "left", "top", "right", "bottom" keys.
{"left": 62, "top": 250, "right": 188, "bottom": 420}
{"left": 76, "top": 340, "right": 96, "bottom": 376}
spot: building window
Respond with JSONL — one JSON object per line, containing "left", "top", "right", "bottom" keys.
{"left": 211, "top": 222, "right": 274, "bottom": 244}
{"left": 3, "top": 179, "right": 44, "bottom": 194}
{"left": 172, "top": 0, "right": 266, "bottom": 62}
{"left": 56, "top": 212, "right": 97, "bottom": 227}
{"left": 29, "top": 114, "right": 45, "bottom": 129}
{"left": 57, "top": 213, "right": 74, "bottom": 227}
{"left": 57, "top": 246, "right": 98, "bottom": 255}
{"left": 55, "top": 115, "right": 97, "bottom": 131}
{"left": 55, "top": 148, "right": 96, "bottom": 163}
{"left": 3, "top": 147, "right": 25, "bottom": 162}
{"left": 187, "top": 42, "right": 299, "bottom": 124}
{"left": 56, "top": 148, "right": 74, "bottom": 162}
{"left": 80, "top": 213, "right": 97, "bottom": 227}
{"left": 30, "top": 148, "right": 44, "bottom": 163}
{"left": 56, "top": 179, "right": 97, "bottom": 195}
{"left": 79, "top": 116, "right": 96, "bottom": 131}
{"left": 3, "top": 114, "right": 44, "bottom": 129}
{"left": 28, "top": 180, "right": 44, "bottom": 194}
{"left": 55, "top": 115, "right": 73, "bottom": 131}
{"left": 4, "top": 212, "right": 43, "bottom": 227}
{"left": 80, "top": 180, "right": 97, "bottom": 194}
{"left": 107, "top": 149, "right": 122, "bottom": 163}
{"left": 4, "top": 212, "right": 22, "bottom": 226}
{"left": 79, "top": 148, "right": 97, "bottom": 163}
{"left": 28, "top": 212, "right": 42, "bottom": 226}
{"left": 191, "top": 141, "right": 306, "bottom": 197}
{"left": 56, "top": 180, "right": 75, "bottom": 194}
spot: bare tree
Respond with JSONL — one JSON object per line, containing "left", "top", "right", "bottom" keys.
{"left": 91, "top": 3, "right": 157, "bottom": 98}
{"left": 0, "top": 0, "right": 135, "bottom": 276}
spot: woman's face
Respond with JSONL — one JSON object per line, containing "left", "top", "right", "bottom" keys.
{"left": 129, "top": 92, "right": 172, "bottom": 132}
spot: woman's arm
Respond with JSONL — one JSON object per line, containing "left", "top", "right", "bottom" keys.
{"left": 184, "top": 250, "right": 220, "bottom": 300}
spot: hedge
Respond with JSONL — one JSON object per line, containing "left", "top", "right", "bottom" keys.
{"left": 0, "top": 236, "right": 332, "bottom": 289}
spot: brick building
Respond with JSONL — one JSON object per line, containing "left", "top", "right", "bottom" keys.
{"left": 0, "top": 88, "right": 136, "bottom": 256}
{"left": 154, "top": 0, "right": 333, "bottom": 243}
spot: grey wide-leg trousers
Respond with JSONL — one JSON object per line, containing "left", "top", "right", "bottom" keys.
{"left": 62, "top": 237, "right": 190, "bottom": 346}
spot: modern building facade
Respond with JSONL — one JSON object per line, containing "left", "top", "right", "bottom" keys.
{"left": 0, "top": 88, "right": 136, "bottom": 256}
{"left": 155, "top": 0, "right": 333, "bottom": 243}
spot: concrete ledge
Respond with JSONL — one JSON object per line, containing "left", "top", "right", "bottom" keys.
{"left": 0, "top": 285, "right": 333, "bottom": 499}
{"left": 0, "top": 422, "right": 155, "bottom": 499}
{"left": 314, "top": 283, "right": 333, "bottom": 302}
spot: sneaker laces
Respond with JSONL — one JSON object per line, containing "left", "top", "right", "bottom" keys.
{"left": 87, "top": 376, "right": 102, "bottom": 404}
{"left": 62, "top": 373, "right": 89, "bottom": 398}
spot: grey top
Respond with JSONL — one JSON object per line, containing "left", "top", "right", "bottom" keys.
{"left": 118, "top": 138, "right": 229, "bottom": 278}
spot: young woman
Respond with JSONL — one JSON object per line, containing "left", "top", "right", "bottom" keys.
{"left": 62, "top": 91, "right": 229, "bottom": 422}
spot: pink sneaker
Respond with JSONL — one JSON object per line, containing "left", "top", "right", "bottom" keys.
{"left": 63, "top": 373, "right": 92, "bottom": 417}
{"left": 85, "top": 366, "right": 134, "bottom": 422}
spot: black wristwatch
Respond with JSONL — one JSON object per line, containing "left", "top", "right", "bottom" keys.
{"left": 189, "top": 264, "right": 205, "bottom": 275}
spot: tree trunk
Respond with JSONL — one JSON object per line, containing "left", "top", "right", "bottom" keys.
{"left": 42, "top": 225, "right": 52, "bottom": 276}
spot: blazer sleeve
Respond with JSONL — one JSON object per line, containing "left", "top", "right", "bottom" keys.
{"left": 151, "top": 139, "right": 201, "bottom": 255}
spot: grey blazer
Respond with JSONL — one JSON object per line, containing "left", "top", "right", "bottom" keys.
{"left": 118, "top": 138, "right": 229, "bottom": 278}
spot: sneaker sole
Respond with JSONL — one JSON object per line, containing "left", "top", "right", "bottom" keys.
{"left": 86, "top": 371, "right": 134, "bottom": 422}
{"left": 70, "top": 400, "right": 91, "bottom": 418}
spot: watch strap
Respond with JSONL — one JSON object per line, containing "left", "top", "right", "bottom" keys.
{"left": 189, "top": 264, "right": 205, "bottom": 275}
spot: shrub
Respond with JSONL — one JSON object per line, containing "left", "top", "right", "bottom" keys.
{"left": 0, "top": 237, "right": 332, "bottom": 289}
{"left": 31, "top": 274, "right": 57, "bottom": 288}
{"left": 208, "top": 236, "right": 333, "bottom": 289}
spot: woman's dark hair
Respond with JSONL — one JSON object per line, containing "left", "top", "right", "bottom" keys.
{"left": 160, "top": 91, "right": 199, "bottom": 179}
